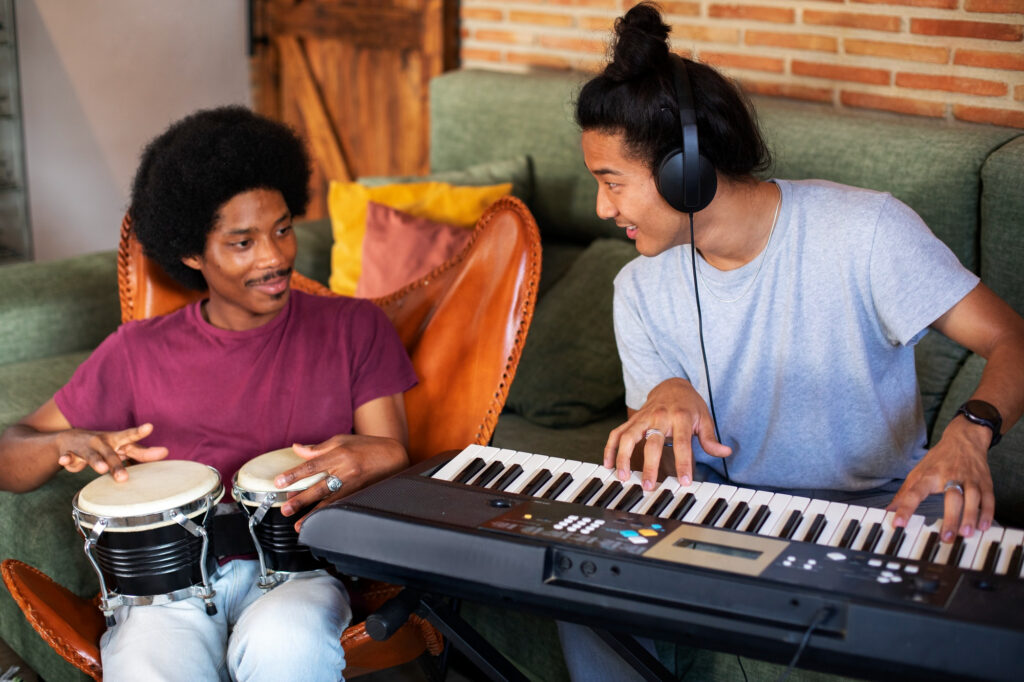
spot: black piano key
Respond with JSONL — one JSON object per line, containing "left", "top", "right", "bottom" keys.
{"left": 802, "top": 513, "right": 827, "bottom": 544}
{"left": 778, "top": 510, "right": 802, "bottom": 539}
{"left": 744, "top": 505, "right": 770, "bottom": 533}
{"left": 454, "top": 458, "right": 486, "bottom": 484}
{"left": 521, "top": 470, "right": 553, "bottom": 496}
{"left": 861, "top": 523, "right": 883, "bottom": 553}
{"left": 542, "top": 472, "right": 574, "bottom": 500}
{"left": 470, "top": 461, "right": 506, "bottom": 487}
{"left": 948, "top": 536, "right": 965, "bottom": 566}
{"left": 593, "top": 481, "right": 624, "bottom": 508}
{"left": 723, "top": 502, "right": 750, "bottom": 530}
{"left": 838, "top": 520, "right": 860, "bottom": 549}
{"left": 922, "top": 532, "right": 941, "bottom": 563}
{"left": 1008, "top": 545, "right": 1023, "bottom": 577}
{"left": 667, "top": 493, "right": 696, "bottom": 520}
{"left": 884, "top": 526, "right": 906, "bottom": 556}
{"left": 645, "top": 489, "right": 675, "bottom": 517}
{"left": 700, "top": 498, "right": 728, "bottom": 526}
{"left": 572, "top": 477, "right": 604, "bottom": 505}
{"left": 492, "top": 464, "right": 524, "bottom": 491}
{"left": 981, "top": 541, "right": 1000, "bottom": 573}
{"left": 613, "top": 484, "right": 645, "bottom": 512}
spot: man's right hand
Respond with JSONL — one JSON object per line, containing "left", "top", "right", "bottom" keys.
{"left": 55, "top": 423, "right": 169, "bottom": 481}
{"left": 604, "top": 377, "right": 731, "bottom": 492}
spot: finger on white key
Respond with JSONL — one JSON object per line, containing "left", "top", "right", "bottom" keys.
{"left": 896, "top": 515, "right": 926, "bottom": 559}
{"left": 956, "top": 529, "right": 984, "bottom": 569}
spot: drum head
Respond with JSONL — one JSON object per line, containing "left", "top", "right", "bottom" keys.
{"left": 235, "top": 447, "right": 326, "bottom": 494}
{"left": 76, "top": 460, "right": 222, "bottom": 518}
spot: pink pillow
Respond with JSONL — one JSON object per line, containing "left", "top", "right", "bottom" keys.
{"left": 355, "top": 201, "right": 473, "bottom": 298}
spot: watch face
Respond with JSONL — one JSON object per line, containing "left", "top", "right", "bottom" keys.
{"left": 965, "top": 399, "right": 1001, "bottom": 423}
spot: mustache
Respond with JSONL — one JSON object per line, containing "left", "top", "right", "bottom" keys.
{"left": 245, "top": 267, "right": 292, "bottom": 287}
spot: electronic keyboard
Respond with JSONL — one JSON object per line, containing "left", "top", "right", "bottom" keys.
{"left": 301, "top": 445, "right": 1024, "bottom": 681}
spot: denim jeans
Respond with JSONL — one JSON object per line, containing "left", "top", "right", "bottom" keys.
{"left": 100, "top": 559, "right": 350, "bottom": 681}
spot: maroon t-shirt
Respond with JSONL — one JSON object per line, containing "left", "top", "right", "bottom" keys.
{"left": 56, "top": 291, "right": 417, "bottom": 483}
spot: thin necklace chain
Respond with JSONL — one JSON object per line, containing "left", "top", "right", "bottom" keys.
{"left": 696, "top": 184, "right": 782, "bottom": 304}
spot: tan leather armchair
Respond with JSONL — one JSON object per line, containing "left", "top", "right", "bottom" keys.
{"left": 2, "top": 196, "right": 541, "bottom": 680}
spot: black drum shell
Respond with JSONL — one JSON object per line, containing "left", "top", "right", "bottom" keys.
{"left": 247, "top": 505, "right": 325, "bottom": 573}
{"left": 82, "top": 510, "right": 214, "bottom": 597}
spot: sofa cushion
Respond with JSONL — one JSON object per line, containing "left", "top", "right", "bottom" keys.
{"left": 361, "top": 155, "right": 534, "bottom": 203}
{"left": 931, "top": 353, "right": 1024, "bottom": 528}
{"left": 0, "top": 350, "right": 93, "bottom": 430}
{"left": 506, "top": 239, "right": 637, "bottom": 428}
{"left": 981, "top": 135, "right": 1024, "bottom": 317}
{"left": 0, "top": 252, "right": 120, "bottom": 367}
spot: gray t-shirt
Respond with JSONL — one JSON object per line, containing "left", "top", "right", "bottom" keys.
{"left": 613, "top": 179, "right": 979, "bottom": 491}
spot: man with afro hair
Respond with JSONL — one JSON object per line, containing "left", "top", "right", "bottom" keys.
{"left": 0, "top": 106, "right": 418, "bottom": 681}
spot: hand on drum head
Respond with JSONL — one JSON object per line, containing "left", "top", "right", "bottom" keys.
{"left": 56, "top": 423, "right": 169, "bottom": 481}
{"left": 274, "top": 433, "right": 408, "bottom": 529}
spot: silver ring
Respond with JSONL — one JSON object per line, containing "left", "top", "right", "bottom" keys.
{"left": 644, "top": 428, "right": 664, "bottom": 440}
{"left": 943, "top": 480, "right": 964, "bottom": 496}
{"left": 325, "top": 475, "right": 343, "bottom": 493}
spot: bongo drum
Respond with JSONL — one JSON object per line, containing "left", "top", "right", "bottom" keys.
{"left": 232, "top": 447, "right": 327, "bottom": 589}
{"left": 72, "top": 459, "right": 224, "bottom": 624}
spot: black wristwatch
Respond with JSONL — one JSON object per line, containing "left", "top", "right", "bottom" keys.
{"left": 955, "top": 399, "right": 1003, "bottom": 448}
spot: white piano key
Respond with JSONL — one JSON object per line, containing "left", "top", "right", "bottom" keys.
{"left": 556, "top": 463, "right": 612, "bottom": 503}
{"left": 679, "top": 483, "right": 721, "bottom": 524}
{"left": 431, "top": 444, "right": 494, "bottom": 481}
{"left": 972, "top": 527, "right": 1005, "bottom": 572}
{"left": 634, "top": 477, "right": 682, "bottom": 516}
{"left": 696, "top": 485, "right": 736, "bottom": 525}
{"left": 814, "top": 502, "right": 849, "bottom": 546}
{"left": 828, "top": 504, "right": 868, "bottom": 548}
{"left": 933, "top": 533, "right": 955, "bottom": 565}
{"left": 956, "top": 529, "right": 985, "bottom": 569}
{"left": 895, "top": 514, "right": 926, "bottom": 560}
{"left": 714, "top": 487, "right": 756, "bottom": 529}
{"left": 791, "top": 498, "right": 830, "bottom": 542}
{"left": 505, "top": 454, "right": 556, "bottom": 494}
{"left": 755, "top": 493, "right": 793, "bottom": 536}
{"left": 607, "top": 472, "right": 645, "bottom": 510}
{"left": 994, "top": 528, "right": 1024, "bottom": 576}
{"left": 652, "top": 481, "right": 706, "bottom": 519}
{"left": 767, "top": 496, "right": 810, "bottom": 538}
{"left": 850, "top": 507, "right": 887, "bottom": 551}
{"left": 908, "top": 519, "right": 943, "bottom": 561}
{"left": 532, "top": 459, "right": 581, "bottom": 498}
{"left": 741, "top": 491, "right": 774, "bottom": 533}
{"left": 466, "top": 448, "right": 518, "bottom": 486}
{"left": 486, "top": 450, "right": 531, "bottom": 489}
{"left": 871, "top": 511, "right": 900, "bottom": 556}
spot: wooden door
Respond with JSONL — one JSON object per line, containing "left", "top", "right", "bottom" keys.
{"left": 250, "top": 0, "right": 459, "bottom": 219}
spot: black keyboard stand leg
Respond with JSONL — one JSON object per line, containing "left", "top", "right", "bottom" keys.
{"left": 592, "top": 628, "right": 676, "bottom": 682}
{"left": 417, "top": 593, "right": 529, "bottom": 682}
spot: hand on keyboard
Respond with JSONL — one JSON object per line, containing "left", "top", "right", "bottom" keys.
{"left": 887, "top": 417, "right": 995, "bottom": 543}
{"left": 604, "top": 378, "right": 731, "bottom": 492}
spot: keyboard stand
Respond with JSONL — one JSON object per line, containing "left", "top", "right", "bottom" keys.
{"left": 366, "top": 588, "right": 675, "bottom": 682}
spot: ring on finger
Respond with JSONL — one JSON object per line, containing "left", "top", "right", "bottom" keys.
{"left": 943, "top": 480, "right": 964, "bottom": 496}
{"left": 325, "top": 475, "right": 343, "bottom": 494}
{"left": 644, "top": 428, "right": 664, "bottom": 440}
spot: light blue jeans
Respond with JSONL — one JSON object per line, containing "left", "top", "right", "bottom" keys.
{"left": 100, "top": 559, "right": 350, "bottom": 682}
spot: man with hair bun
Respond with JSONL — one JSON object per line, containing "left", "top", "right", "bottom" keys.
{"left": 0, "top": 106, "right": 418, "bottom": 681}
{"left": 559, "top": 1, "right": 1024, "bottom": 679}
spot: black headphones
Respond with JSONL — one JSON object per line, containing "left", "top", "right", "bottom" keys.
{"left": 656, "top": 55, "right": 718, "bottom": 214}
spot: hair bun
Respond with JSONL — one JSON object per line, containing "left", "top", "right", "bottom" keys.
{"left": 606, "top": 2, "right": 671, "bottom": 82}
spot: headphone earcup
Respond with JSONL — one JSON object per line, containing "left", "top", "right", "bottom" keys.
{"left": 656, "top": 149, "right": 718, "bottom": 213}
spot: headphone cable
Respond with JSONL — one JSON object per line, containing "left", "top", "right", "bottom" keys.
{"left": 688, "top": 211, "right": 729, "bottom": 482}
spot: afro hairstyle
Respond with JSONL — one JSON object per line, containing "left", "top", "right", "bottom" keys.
{"left": 129, "top": 106, "right": 311, "bottom": 290}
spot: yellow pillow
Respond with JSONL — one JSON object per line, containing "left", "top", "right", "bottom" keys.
{"left": 328, "top": 180, "right": 512, "bottom": 295}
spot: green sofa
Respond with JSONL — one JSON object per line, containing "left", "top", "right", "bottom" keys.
{"left": 1, "top": 68, "right": 1023, "bottom": 681}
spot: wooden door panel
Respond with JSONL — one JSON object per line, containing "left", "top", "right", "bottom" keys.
{"left": 253, "top": 0, "right": 457, "bottom": 219}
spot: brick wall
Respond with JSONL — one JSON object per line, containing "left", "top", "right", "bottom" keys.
{"left": 461, "top": 0, "right": 1024, "bottom": 129}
